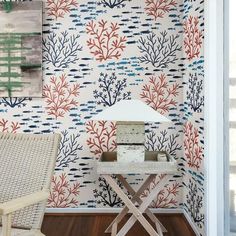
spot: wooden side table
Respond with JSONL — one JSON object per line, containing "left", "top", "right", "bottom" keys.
{"left": 96, "top": 151, "right": 178, "bottom": 236}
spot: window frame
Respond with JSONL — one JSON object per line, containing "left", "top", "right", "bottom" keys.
{"left": 204, "top": 0, "right": 227, "bottom": 235}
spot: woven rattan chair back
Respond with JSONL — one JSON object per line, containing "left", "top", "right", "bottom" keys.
{"left": 0, "top": 132, "right": 60, "bottom": 230}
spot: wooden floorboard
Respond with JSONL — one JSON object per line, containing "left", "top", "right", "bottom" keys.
{"left": 42, "top": 213, "right": 196, "bottom": 236}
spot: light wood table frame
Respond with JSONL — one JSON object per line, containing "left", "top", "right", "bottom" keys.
{"left": 97, "top": 151, "right": 178, "bottom": 236}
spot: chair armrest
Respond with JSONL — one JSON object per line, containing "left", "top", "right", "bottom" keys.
{"left": 0, "top": 191, "right": 49, "bottom": 215}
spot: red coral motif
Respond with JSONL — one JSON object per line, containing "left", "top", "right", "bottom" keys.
{"left": 86, "top": 20, "right": 127, "bottom": 62}
{"left": 141, "top": 175, "right": 180, "bottom": 208}
{"left": 86, "top": 120, "right": 117, "bottom": 156}
{"left": 140, "top": 74, "right": 179, "bottom": 114}
{"left": 43, "top": 74, "right": 80, "bottom": 119}
{"left": 145, "top": 0, "right": 177, "bottom": 20}
{"left": 154, "top": 182, "right": 180, "bottom": 208}
{"left": 183, "top": 16, "right": 203, "bottom": 60}
{"left": 46, "top": 0, "right": 78, "bottom": 19}
{"left": 183, "top": 122, "right": 203, "bottom": 170}
{"left": 48, "top": 173, "right": 80, "bottom": 208}
{"left": 0, "top": 119, "right": 20, "bottom": 133}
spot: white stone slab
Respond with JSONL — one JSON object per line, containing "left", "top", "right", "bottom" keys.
{"left": 116, "top": 123, "right": 145, "bottom": 144}
{"left": 117, "top": 145, "right": 145, "bottom": 162}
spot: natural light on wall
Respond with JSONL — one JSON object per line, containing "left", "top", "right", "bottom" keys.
{"left": 229, "top": 0, "right": 236, "bottom": 234}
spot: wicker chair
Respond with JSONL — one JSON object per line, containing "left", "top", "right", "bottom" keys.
{"left": 0, "top": 132, "right": 61, "bottom": 236}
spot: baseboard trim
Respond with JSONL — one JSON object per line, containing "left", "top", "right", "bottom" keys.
{"left": 46, "top": 207, "right": 183, "bottom": 214}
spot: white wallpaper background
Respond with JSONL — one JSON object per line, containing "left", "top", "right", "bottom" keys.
{"left": 0, "top": 0, "right": 205, "bottom": 235}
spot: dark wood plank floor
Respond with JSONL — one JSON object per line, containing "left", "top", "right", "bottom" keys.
{"left": 42, "top": 213, "right": 196, "bottom": 236}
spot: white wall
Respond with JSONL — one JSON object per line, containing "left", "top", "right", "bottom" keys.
{"left": 204, "top": 0, "right": 226, "bottom": 235}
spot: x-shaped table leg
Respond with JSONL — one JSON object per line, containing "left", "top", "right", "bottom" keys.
{"left": 105, "top": 175, "right": 156, "bottom": 234}
{"left": 103, "top": 174, "right": 169, "bottom": 236}
{"left": 116, "top": 174, "right": 167, "bottom": 234}
{"left": 105, "top": 175, "right": 167, "bottom": 234}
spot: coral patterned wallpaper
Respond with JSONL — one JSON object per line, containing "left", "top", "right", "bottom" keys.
{"left": 182, "top": 0, "right": 205, "bottom": 235}
{"left": 0, "top": 0, "right": 204, "bottom": 235}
